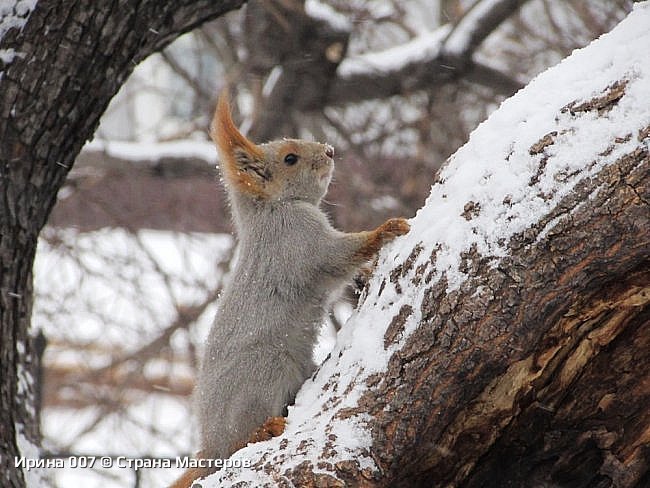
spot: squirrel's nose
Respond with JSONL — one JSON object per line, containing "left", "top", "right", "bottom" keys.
{"left": 325, "top": 145, "right": 334, "bottom": 159}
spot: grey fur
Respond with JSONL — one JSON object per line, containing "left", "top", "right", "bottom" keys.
{"left": 196, "top": 142, "right": 367, "bottom": 459}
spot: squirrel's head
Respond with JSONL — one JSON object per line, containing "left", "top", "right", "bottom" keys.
{"left": 211, "top": 92, "right": 334, "bottom": 205}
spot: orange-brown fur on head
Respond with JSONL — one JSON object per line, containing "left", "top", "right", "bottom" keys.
{"left": 211, "top": 91, "right": 335, "bottom": 204}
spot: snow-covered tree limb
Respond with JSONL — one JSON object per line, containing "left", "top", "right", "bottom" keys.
{"left": 206, "top": 4, "right": 650, "bottom": 486}
{"left": 442, "top": 0, "right": 529, "bottom": 60}
{"left": 330, "top": 0, "right": 528, "bottom": 107}
{"left": 250, "top": 0, "right": 526, "bottom": 140}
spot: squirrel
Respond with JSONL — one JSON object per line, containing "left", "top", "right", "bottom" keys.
{"left": 170, "top": 92, "right": 410, "bottom": 487}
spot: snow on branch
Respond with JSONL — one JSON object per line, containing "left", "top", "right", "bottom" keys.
{"left": 0, "top": 0, "right": 37, "bottom": 66}
{"left": 304, "top": 0, "right": 352, "bottom": 33}
{"left": 442, "top": 0, "right": 528, "bottom": 58}
{"left": 337, "top": 25, "right": 452, "bottom": 78}
{"left": 205, "top": 3, "right": 650, "bottom": 486}
{"left": 83, "top": 139, "right": 217, "bottom": 165}
{"left": 330, "top": 0, "right": 526, "bottom": 104}
{"left": 337, "top": 0, "right": 528, "bottom": 80}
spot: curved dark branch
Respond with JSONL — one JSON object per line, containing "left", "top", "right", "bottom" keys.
{"left": 442, "top": 0, "right": 531, "bottom": 60}
{"left": 0, "top": 0, "right": 246, "bottom": 233}
{"left": 0, "top": 2, "right": 246, "bottom": 485}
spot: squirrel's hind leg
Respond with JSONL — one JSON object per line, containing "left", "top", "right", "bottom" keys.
{"left": 249, "top": 415, "right": 287, "bottom": 442}
{"left": 230, "top": 416, "right": 286, "bottom": 453}
{"left": 167, "top": 450, "right": 211, "bottom": 488}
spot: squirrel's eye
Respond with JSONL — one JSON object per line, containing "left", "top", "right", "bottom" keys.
{"left": 284, "top": 153, "right": 298, "bottom": 166}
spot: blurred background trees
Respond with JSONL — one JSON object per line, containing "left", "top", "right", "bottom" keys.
{"left": 34, "top": 0, "right": 632, "bottom": 485}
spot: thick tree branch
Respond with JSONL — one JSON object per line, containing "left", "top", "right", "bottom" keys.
{"left": 203, "top": 6, "right": 650, "bottom": 487}
{"left": 0, "top": 0, "right": 245, "bottom": 233}
{"left": 442, "top": 0, "right": 530, "bottom": 60}
{"left": 330, "top": 57, "right": 522, "bottom": 107}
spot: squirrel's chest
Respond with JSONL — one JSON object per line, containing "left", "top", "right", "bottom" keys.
{"left": 243, "top": 228, "right": 326, "bottom": 276}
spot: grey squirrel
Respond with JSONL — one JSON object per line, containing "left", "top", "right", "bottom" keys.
{"left": 171, "top": 92, "right": 410, "bottom": 487}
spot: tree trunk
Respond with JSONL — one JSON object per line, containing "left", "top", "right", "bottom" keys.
{"left": 0, "top": 1, "right": 245, "bottom": 485}
{"left": 208, "top": 6, "right": 650, "bottom": 487}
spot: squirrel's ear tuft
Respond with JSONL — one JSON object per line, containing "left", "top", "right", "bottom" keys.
{"left": 211, "top": 91, "right": 262, "bottom": 166}
{"left": 211, "top": 91, "right": 268, "bottom": 198}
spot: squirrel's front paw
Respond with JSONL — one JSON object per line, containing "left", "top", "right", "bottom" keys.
{"left": 378, "top": 218, "right": 410, "bottom": 240}
{"left": 356, "top": 218, "right": 411, "bottom": 261}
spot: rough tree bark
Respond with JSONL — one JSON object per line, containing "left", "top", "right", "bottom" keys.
{"left": 0, "top": 2, "right": 245, "bottom": 486}
{"left": 207, "top": 6, "right": 650, "bottom": 487}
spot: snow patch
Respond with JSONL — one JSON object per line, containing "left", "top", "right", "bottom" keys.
{"left": 0, "top": 46, "right": 21, "bottom": 63}
{"left": 83, "top": 139, "right": 217, "bottom": 165}
{"left": 370, "top": 195, "right": 400, "bottom": 211}
{"left": 337, "top": 24, "right": 451, "bottom": 78}
{"left": 0, "top": 0, "right": 37, "bottom": 66}
{"left": 443, "top": 0, "right": 504, "bottom": 57}
{"left": 262, "top": 66, "right": 283, "bottom": 98}
{"left": 16, "top": 423, "right": 46, "bottom": 487}
{"left": 305, "top": 0, "right": 352, "bottom": 32}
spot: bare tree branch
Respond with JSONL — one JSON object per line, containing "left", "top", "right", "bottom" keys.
{"left": 248, "top": 0, "right": 528, "bottom": 140}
